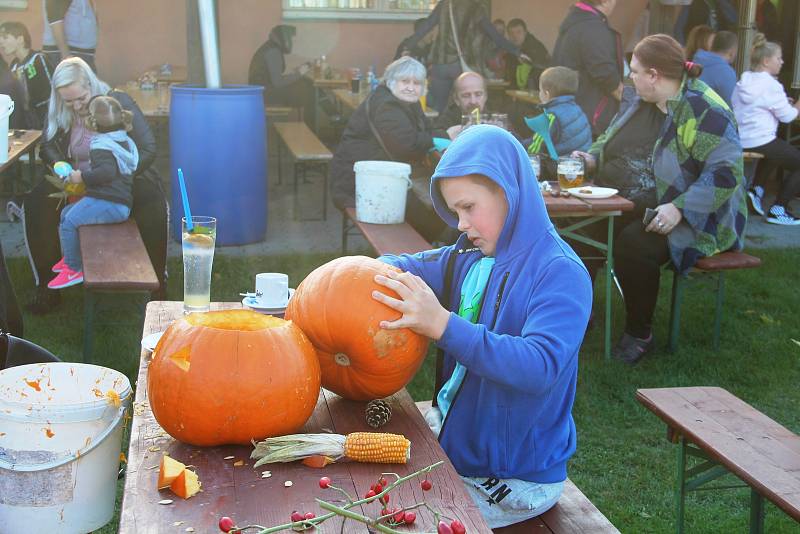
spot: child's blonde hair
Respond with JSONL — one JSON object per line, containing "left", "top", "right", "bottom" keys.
{"left": 87, "top": 95, "right": 133, "bottom": 133}
{"left": 539, "top": 67, "right": 579, "bottom": 98}
{"left": 751, "top": 32, "right": 781, "bottom": 70}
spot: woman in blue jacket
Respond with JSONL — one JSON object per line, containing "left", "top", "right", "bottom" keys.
{"left": 373, "top": 125, "right": 592, "bottom": 528}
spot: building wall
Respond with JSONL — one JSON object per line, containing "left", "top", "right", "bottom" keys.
{"left": 0, "top": 0, "right": 647, "bottom": 87}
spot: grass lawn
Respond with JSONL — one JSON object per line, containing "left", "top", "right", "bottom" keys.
{"left": 9, "top": 248, "right": 799, "bottom": 533}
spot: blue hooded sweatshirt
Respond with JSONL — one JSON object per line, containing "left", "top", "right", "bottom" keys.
{"left": 381, "top": 125, "right": 592, "bottom": 483}
{"left": 694, "top": 49, "right": 736, "bottom": 106}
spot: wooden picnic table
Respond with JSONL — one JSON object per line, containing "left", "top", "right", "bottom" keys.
{"left": 0, "top": 129, "right": 41, "bottom": 194}
{"left": 332, "top": 88, "right": 439, "bottom": 119}
{"left": 505, "top": 90, "right": 541, "bottom": 106}
{"left": 120, "top": 301, "right": 491, "bottom": 533}
{"left": 636, "top": 387, "right": 800, "bottom": 533}
{"left": 120, "top": 85, "right": 170, "bottom": 119}
{"left": 412, "top": 178, "right": 633, "bottom": 359}
{"left": 144, "top": 64, "right": 188, "bottom": 83}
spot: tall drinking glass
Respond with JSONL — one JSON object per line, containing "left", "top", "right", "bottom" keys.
{"left": 182, "top": 216, "right": 216, "bottom": 313}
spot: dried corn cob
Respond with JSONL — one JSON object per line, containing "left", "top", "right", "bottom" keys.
{"left": 251, "top": 432, "right": 411, "bottom": 467}
{"left": 344, "top": 432, "right": 409, "bottom": 463}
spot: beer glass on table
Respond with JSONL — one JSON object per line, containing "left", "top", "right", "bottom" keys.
{"left": 557, "top": 156, "right": 584, "bottom": 190}
{"left": 182, "top": 216, "right": 216, "bottom": 314}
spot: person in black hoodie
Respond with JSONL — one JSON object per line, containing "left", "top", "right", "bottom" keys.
{"left": 329, "top": 56, "right": 446, "bottom": 242}
{"left": 551, "top": 0, "right": 623, "bottom": 137}
{"left": 248, "top": 25, "right": 311, "bottom": 109}
{"left": 505, "top": 18, "right": 550, "bottom": 91}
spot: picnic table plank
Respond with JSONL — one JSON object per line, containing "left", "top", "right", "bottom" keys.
{"left": 79, "top": 220, "right": 160, "bottom": 292}
{"left": 274, "top": 122, "right": 332, "bottom": 161}
{"left": 636, "top": 387, "right": 800, "bottom": 522}
{"left": 323, "top": 390, "right": 488, "bottom": 533}
{"left": 345, "top": 207, "right": 431, "bottom": 256}
{"left": 120, "top": 301, "right": 491, "bottom": 533}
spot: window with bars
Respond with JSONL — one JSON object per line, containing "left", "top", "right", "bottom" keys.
{"left": 282, "top": 0, "right": 438, "bottom": 21}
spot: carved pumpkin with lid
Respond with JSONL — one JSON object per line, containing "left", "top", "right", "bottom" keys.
{"left": 148, "top": 309, "right": 320, "bottom": 446}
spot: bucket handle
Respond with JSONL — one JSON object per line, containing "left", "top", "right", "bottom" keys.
{"left": 402, "top": 175, "right": 412, "bottom": 190}
{"left": 0, "top": 404, "right": 127, "bottom": 472}
{"left": 0, "top": 99, "right": 14, "bottom": 122}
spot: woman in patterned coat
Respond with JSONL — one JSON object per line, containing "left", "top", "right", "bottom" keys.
{"left": 573, "top": 34, "right": 746, "bottom": 364}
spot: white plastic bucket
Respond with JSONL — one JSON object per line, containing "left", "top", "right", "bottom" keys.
{"left": 0, "top": 363, "right": 132, "bottom": 534}
{"left": 0, "top": 94, "right": 14, "bottom": 164}
{"left": 354, "top": 160, "right": 413, "bottom": 224}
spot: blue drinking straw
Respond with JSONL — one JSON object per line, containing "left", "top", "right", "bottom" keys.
{"left": 177, "top": 168, "right": 194, "bottom": 232}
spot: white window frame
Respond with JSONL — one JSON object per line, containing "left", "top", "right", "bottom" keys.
{"left": 282, "top": 0, "right": 436, "bottom": 21}
{"left": 0, "top": 0, "right": 28, "bottom": 9}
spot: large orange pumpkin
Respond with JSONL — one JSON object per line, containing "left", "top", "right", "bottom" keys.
{"left": 147, "top": 310, "right": 320, "bottom": 446}
{"left": 285, "top": 256, "right": 428, "bottom": 400}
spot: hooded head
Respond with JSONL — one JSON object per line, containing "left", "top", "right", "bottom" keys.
{"left": 269, "top": 25, "right": 296, "bottom": 54}
{"left": 430, "top": 125, "right": 552, "bottom": 260}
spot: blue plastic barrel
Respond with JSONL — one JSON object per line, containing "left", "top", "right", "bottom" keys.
{"left": 170, "top": 85, "right": 267, "bottom": 245}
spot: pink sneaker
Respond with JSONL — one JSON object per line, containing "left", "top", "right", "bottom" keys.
{"left": 52, "top": 257, "right": 67, "bottom": 273}
{"left": 47, "top": 268, "right": 84, "bottom": 289}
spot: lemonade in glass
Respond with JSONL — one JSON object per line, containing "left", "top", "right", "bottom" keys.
{"left": 182, "top": 216, "right": 216, "bottom": 313}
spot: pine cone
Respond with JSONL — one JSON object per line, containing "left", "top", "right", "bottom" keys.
{"left": 365, "top": 399, "right": 392, "bottom": 428}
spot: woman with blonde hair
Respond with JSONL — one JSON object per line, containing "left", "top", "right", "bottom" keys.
{"left": 21, "top": 57, "right": 168, "bottom": 311}
{"left": 732, "top": 33, "right": 800, "bottom": 225}
{"left": 684, "top": 24, "right": 714, "bottom": 61}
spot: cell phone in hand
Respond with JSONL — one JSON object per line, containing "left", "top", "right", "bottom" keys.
{"left": 643, "top": 208, "right": 657, "bottom": 226}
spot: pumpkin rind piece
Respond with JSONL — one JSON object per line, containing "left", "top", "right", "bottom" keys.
{"left": 157, "top": 455, "right": 186, "bottom": 489}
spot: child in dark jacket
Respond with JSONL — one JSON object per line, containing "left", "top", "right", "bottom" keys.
{"left": 48, "top": 95, "right": 139, "bottom": 289}
{"left": 526, "top": 67, "right": 592, "bottom": 180}
{"left": 374, "top": 125, "right": 592, "bottom": 528}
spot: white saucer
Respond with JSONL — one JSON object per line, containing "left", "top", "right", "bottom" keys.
{"left": 566, "top": 186, "right": 619, "bottom": 200}
{"left": 242, "top": 288, "right": 295, "bottom": 312}
{"left": 141, "top": 331, "right": 165, "bottom": 353}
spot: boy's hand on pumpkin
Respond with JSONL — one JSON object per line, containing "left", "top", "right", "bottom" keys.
{"left": 372, "top": 270, "right": 450, "bottom": 340}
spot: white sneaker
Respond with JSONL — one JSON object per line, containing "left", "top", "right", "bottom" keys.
{"left": 6, "top": 199, "right": 22, "bottom": 222}
{"left": 765, "top": 204, "right": 800, "bottom": 226}
{"left": 747, "top": 186, "right": 765, "bottom": 216}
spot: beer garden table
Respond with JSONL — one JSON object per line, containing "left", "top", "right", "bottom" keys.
{"left": 1, "top": 129, "right": 41, "bottom": 178}
{"left": 120, "top": 301, "right": 491, "bottom": 533}
{"left": 412, "top": 178, "right": 634, "bottom": 360}
{"left": 332, "top": 88, "right": 439, "bottom": 119}
{"left": 504, "top": 90, "right": 540, "bottom": 106}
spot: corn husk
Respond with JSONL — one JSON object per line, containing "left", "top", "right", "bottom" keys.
{"left": 251, "top": 433, "right": 346, "bottom": 468}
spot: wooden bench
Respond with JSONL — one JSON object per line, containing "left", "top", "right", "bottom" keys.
{"left": 342, "top": 207, "right": 431, "bottom": 256}
{"left": 637, "top": 386, "right": 800, "bottom": 533}
{"left": 273, "top": 121, "right": 332, "bottom": 221}
{"left": 668, "top": 251, "right": 761, "bottom": 352}
{"left": 414, "top": 401, "right": 619, "bottom": 533}
{"left": 79, "top": 219, "right": 159, "bottom": 363}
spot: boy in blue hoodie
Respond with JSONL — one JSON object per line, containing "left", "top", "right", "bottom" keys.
{"left": 373, "top": 125, "right": 592, "bottom": 528}
{"left": 526, "top": 67, "right": 592, "bottom": 180}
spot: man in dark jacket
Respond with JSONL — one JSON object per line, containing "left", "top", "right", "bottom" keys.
{"left": 675, "top": 0, "right": 739, "bottom": 43}
{"left": 505, "top": 18, "right": 550, "bottom": 91}
{"left": 432, "top": 71, "right": 489, "bottom": 138}
{"left": 399, "top": 0, "right": 527, "bottom": 112}
{"left": 551, "top": 0, "right": 623, "bottom": 137}
{"left": 248, "top": 25, "right": 310, "bottom": 108}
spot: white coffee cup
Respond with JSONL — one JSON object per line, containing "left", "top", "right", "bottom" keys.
{"left": 255, "top": 273, "right": 289, "bottom": 308}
